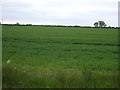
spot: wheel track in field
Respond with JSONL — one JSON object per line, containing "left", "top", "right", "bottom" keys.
{"left": 71, "top": 42, "right": 120, "bottom": 47}
{"left": 3, "top": 38, "right": 120, "bottom": 47}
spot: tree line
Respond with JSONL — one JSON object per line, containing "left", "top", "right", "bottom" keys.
{"left": 1, "top": 21, "right": 119, "bottom": 29}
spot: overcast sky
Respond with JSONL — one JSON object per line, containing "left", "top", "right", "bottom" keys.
{"left": 1, "top": 0, "right": 119, "bottom": 27}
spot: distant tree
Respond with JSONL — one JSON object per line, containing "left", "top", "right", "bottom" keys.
{"left": 98, "top": 21, "right": 107, "bottom": 27}
{"left": 94, "top": 21, "right": 107, "bottom": 28}
{"left": 16, "top": 22, "right": 20, "bottom": 25}
{"left": 94, "top": 22, "right": 99, "bottom": 27}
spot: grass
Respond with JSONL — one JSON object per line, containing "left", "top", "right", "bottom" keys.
{"left": 2, "top": 25, "right": 119, "bottom": 88}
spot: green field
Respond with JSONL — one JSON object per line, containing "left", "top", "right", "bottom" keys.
{"left": 2, "top": 25, "right": 119, "bottom": 88}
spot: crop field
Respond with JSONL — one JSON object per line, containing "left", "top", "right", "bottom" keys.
{"left": 2, "top": 25, "right": 119, "bottom": 88}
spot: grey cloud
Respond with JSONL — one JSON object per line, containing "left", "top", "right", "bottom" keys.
{"left": 2, "top": 0, "right": 118, "bottom": 27}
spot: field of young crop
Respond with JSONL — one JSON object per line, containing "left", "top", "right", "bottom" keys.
{"left": 2, "top": 25, "right": 119, "bottom": 88}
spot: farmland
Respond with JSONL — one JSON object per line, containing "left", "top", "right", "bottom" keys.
{"left": 2, "top": 25, "right": 119, "bottom": 88}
